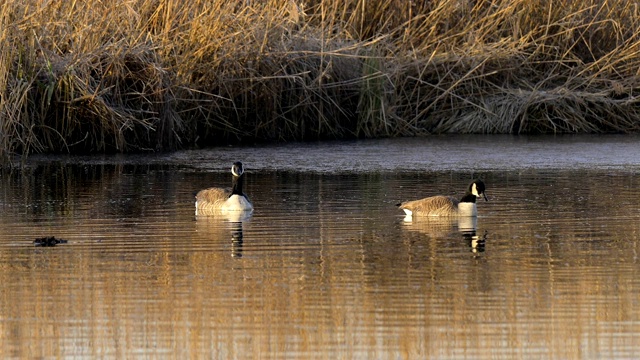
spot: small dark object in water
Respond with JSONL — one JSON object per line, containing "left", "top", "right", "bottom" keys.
{"left": 34, "top": 236, "right": 68, "bottom": 247}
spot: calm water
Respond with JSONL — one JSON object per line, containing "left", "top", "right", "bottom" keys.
{"left": 2, "top": 136, "right": 640, "bottom": 359}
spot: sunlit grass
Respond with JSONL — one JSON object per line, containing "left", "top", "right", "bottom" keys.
{"left": 1, "top": 0, "right": 640, "bottom": 160}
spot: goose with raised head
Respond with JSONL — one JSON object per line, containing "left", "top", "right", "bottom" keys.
{"left": 398, "top": 179, "right": 487, "bottom": 218}
{"left": 195, "top": 161, "right": 253, "bottom": 215}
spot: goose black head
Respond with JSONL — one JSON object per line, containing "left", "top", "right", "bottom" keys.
{"left": 470, "top": 179, "right": 488, "bottom": 201}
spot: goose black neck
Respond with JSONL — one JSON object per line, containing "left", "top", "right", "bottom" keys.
{"left": 231, "top": 173, "right": 245, "bottom": 196}
{"left": 459, "top": 193, "right": 477, "bottom": 203}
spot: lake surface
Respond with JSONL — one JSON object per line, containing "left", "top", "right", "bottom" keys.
{"left": 2, "top": 135, "right": 640, "bottom": 359}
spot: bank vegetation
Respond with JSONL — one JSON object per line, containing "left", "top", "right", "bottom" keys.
{"left": 1, "top": 0, "right": 640, "bottom": 159}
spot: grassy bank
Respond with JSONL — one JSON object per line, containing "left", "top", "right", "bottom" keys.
{"left": 2, "top": 0, "right": 640, "bottom": 159}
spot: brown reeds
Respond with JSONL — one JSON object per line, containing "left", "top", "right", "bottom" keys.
{"left": 2, "top": 0, "right": 640, "bottom": 160}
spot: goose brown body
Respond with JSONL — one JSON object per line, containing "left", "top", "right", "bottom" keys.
{"left": 398, "top": 195, "right": 460, "bottom": 217}
{"left": 398, "top": 179, "right": 487, "bottom": 217}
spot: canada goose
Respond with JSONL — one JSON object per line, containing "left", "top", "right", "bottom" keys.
{"left": 398, "top": 179, "right": 487, "bottom": 217}
{"left": 195, "top": 161, "right": 253, "bottom": 215}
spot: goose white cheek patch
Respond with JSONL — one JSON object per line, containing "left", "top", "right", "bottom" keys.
{"left": 471, "top": 183, "right": 479, "bottom": 196}
{"left": 232, "top": 165, "right": 243, "bottom": 177}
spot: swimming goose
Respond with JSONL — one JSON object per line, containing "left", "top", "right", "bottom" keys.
{"left": 398, "top": 179, "right": 487, "bottom": 217}
{"left": 195, "top": 161, "right": 253, "bottom": 214}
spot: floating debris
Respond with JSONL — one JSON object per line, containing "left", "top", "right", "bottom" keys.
{"left": 34, "top": 236, "right": 68, "bottom": 247}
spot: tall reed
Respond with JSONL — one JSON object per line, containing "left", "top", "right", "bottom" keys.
{"left": 2, "top": 0, "right": 640, "bottom": 160}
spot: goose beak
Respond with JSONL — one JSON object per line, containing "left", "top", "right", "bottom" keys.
{"left": 482, "top": 193, "right": 488, "bottom": 201}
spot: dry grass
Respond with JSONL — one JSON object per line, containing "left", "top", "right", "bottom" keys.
{"left": 2, "top": 0, "right": 640, "bottom": 160}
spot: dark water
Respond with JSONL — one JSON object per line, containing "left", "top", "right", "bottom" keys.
{"left": 2, "top": 136, "right": 640, "bottom": 359}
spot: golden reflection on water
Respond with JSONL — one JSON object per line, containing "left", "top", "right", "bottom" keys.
{"left": 0, "top": 166, "right": 639, "bottom": 358}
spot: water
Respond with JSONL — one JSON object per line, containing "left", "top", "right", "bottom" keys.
{"left": 2, "top": 136, "right": 640, "bottom": 359}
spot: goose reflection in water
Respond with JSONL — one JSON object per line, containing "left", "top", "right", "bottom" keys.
{"left": 229, "top": 221, "right": 244, "bottom": 258}
{"left": 196, "top": 211, "right": 252, "bottom": 258}
{"left": 401, "top": 215, "right": 487, "bottom": 253}
{"left": 463, "top": 230, "right": 487, "bottom": 253}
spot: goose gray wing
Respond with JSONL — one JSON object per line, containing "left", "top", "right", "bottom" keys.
{"left": 399, "top": 195, "right": 459, "bottom": 216}
{"left": 196, "top": 187, "right": 231, "bottom": 211}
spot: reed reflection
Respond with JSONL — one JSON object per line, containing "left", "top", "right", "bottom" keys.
{"left": 5, "top": 162, "right": 640, "bottom": 359}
